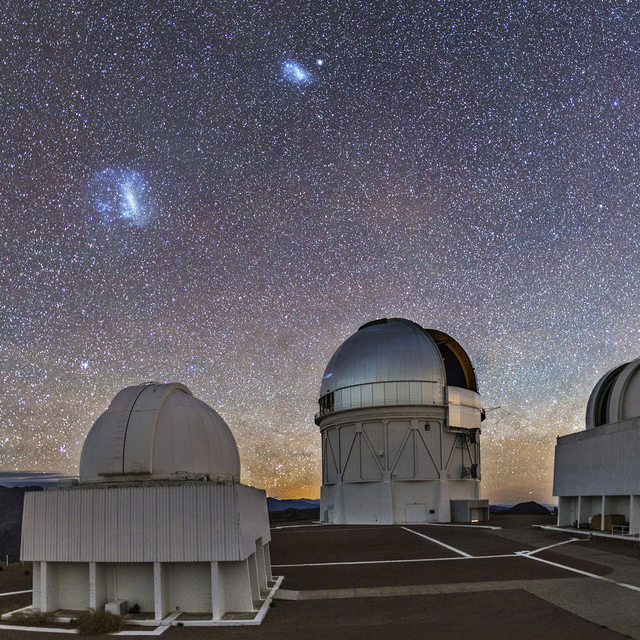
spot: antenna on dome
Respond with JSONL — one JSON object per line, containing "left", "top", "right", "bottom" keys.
{"left": 480, "top": 406, "right": 500, "bottom": 421}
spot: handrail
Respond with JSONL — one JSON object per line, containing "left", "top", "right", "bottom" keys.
{"left": 320, "top": 379, "right": 438, "bottom": 396}
{"left": 315, "top": 379, "right": 442, "bottom": 422}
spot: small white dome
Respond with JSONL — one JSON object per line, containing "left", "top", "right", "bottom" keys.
{"left": 586, "top": 358, "right": 640, "bottom": 429}
{"left": 79, "top": 383, "right": 240, "bottom": 484}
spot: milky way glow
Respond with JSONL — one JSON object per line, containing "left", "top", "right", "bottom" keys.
{"left": 90, "top": 169, "right": 154, "bottom": 228}
{"left": 3, "top": 1, "right": 640, "bottom": 504}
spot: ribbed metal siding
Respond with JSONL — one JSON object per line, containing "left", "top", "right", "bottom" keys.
{"left": 237, "top": 484, "right": 271, "bottom": 559}
{"left": 21, "top": 484, "right": 257, "bottom": 563}
{"left": 330, "top": 380, "right": 440, "bottom": 413}
{"left": 554, "top": 417, "right": 640, "bottom": 496}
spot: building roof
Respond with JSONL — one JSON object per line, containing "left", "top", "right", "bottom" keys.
{"left": 79, "top": 383, "right": 240, "bottom": 484}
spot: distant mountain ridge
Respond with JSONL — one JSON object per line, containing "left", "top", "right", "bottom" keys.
{"left": 267, "top": 497, "right": 320, "bottom": 512}
{"left": 491, "top": 501, "right": 556, "bottom": 515}
{"left": 0, "top": 471, "right": 75, "bottom": 487}
{"left": 267, "top": 498, "right": 557, "bottom": 514}
{"left": 505, "top": 501, "right": 552, "bottom": 515}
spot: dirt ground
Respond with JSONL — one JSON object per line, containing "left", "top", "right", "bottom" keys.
{"left": 0, "top": 563, "right": 33, "bottom": 617}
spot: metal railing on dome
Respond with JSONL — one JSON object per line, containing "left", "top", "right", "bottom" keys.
{"left": 315, "top": 379, "right": 440, "bottom": 421}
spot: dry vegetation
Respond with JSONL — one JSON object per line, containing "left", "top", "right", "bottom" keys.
{"left": 5, "top": 610, "right": 58, "bottom": 627}
{"left": 3, "top": 608, "right": 125, "bottom": 634}
{"left": 74, "top": 610, "right": 125, "bottom": 635}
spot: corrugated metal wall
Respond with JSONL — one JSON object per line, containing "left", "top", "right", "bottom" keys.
{"left": 236, "top": 485, "right": 271, "bottom": 559}
{"left": 22, "top": 484, "right": 269, "bottom": 563}
{"left": 554, "top": 417, "right": 640, "bottom": 496}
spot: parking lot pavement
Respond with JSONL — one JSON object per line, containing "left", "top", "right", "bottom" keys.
{"left": 266, "top": 522, "right": 640, "bottom": 638}
{"left": 269, "top": 523, "right": 614, "bottom": 591}
{"left": 163, "top": 590, "right": 629, "bottom": 640}
{"left": 406, "top": 523, "right": 546, "bottom": 556}
{"left": 269, "top": 525, "right": 458, "bottom": 565}
{"left": 274, "top": 555, "right": 592, "bottom": 591}
{"left": 3, "top": 520, "right": 640, "bottom": 639}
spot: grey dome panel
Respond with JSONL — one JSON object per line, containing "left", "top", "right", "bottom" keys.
{"left": 586, "top": 358, "right": 640, "bottom": 429}
{"left": 610, "top": 358, "right": 640, "bottom": 423}
{"left": 320, "top": 318, "right": 445, "bottom": 397}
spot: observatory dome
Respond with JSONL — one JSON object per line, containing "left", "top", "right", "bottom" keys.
{"left": 79, "top": 383, "right": 240, "bottom": 484}
{"left": 317, "top": 318, "right": 477, "bottom": 418}
{"left": 586, "top": 357, "right": 640, "bottom": 429}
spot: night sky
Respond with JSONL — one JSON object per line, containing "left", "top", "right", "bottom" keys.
{"left": 3, "top": 1, "right": 640, "bottom": 504}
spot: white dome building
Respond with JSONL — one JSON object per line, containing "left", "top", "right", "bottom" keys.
{"left": 555, "top": 358, "right": 640, "bottom": 533}
{"left": 316, "top": 318, "right": 487, "bottom": 524}
{"left": 79, "top": 383, "right": 241, "bottom": 484}
{"left": 18, "top": 383, "right": 280, "bottom": 626}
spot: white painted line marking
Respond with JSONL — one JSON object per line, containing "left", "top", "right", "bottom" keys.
{"left": 271, "top": 524, "right": 392, "bottom": 533}
{"left": 0, "top": 625, "right": 77, "bottom": 634}
{"left": 539, "top": 524, "right": 640, "bottom": 541}
{"left": 272, "top": 524, "right": 326, "bottom": 530}
{"left": 163, "top": 612, "right": 181, "bottom": 624}
{"left": 248, "top": 575, "right": 283, "bottom": 626}
{"left": 401, "top": 526, "right": 474, "bottom": 558}
{"left": 273, "top": 554, "right": 516, "bottom": 568}
{"left": 117, "top": 628, "right": 168, "bottom": 636}
{"left": 272, "top": 523, "right": 502, "bottom": 532}
{"left": 0, "top": 589, "right": 32, "bottom": 597}
{"left": 417, "top": 522, "right": 502, "bottom": 530}
{"left": 272, "top": 525, "right": 394, "bottom": 532}
{"left": 523, "top": 554, "right": 640, "bottom": 593}
{"left": 0, "top": 623, "right": 169, "bottom": 635}
{"left": 516, "top": 538, "right": 584, "bottom": 556}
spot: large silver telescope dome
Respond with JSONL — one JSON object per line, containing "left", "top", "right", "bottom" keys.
{"left": 317, "top": 318, "right": 477, "bottom": 420}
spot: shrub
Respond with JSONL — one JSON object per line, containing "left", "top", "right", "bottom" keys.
{"left": 75, "top": 610, "right": 125, "bottom": 635}
{"left": 7, "top": 610, "right": 57, "bottom": 627}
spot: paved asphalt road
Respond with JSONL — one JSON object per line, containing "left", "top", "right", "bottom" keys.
{"left": 2, "top": 515, "right": 640, "bottom": 639}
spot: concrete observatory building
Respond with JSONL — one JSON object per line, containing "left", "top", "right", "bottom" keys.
{"left": 316, "top": 318, "right": 487, "bottom": 524}
{"left": 555, "top": 358, "right": 640, "bottom": 533}
{"left": 19, "top": 383, "right": 278, "bottom": 625}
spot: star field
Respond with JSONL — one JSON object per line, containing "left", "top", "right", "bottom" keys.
{"left": 3, "top": 1, "right": 640, "bottom": 503}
